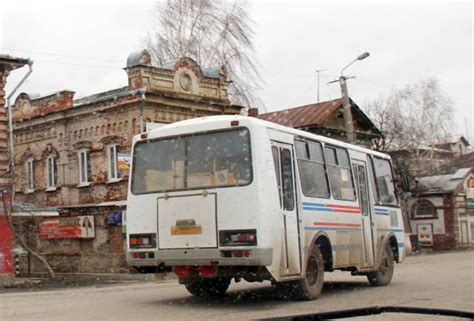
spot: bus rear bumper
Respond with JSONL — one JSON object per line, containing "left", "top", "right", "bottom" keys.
{"left": 127, "top": 248, "right": 273, "bottom": 267}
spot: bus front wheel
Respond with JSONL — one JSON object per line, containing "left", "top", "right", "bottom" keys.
{"left": 184, "top": 277, "right": 231, "bottom": 297}
{"left": 367, "top": 243, "right": 394, "bottom": 286}
{"left": 293, "top": 245, "right": 325, "bottom": 300}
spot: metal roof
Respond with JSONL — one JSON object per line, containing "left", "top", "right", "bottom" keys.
{"left": 73, "top": 87, "right": 134, "bottom": 107}
{"left": 258, "top": 98, "right": 380, "bottom": 136}
{"left": 415, "top": 168, "right": 472, "bottom": 194}
{"left": 258, "top": 98, "right": 343, "bottom": 128}
{"left": 126, "top": 49, "right": 151, "bottom": 68}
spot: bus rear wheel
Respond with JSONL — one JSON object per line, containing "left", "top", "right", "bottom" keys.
{"left": 367, "top": 243, "right": 394, "bottom": 286}
{"left": 293, "top": 245, "right": 324, "bottom": 300}
{"left": 184, "top": 277, "right": 231, "bottom": 297}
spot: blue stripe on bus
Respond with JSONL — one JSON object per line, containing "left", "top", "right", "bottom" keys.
{"left": 374, "top": 207, "right": 389, "bottom": 212}
{"left": 375, "top": 212, "right": 390, "bottom": 216}
{"left": 304, "top": 226, "right": 362, "bottom": 231}
{"left": 398, "top": 243, "right": 405, "bottom": 248}
{"left": 302, "top": 202, "right": 326, "bottom": 207}
{"left": 377, "top": 228, "right": 404, "bottom": 233}
{"left": 303, "top": 207, "right": 334, "bottom": 212}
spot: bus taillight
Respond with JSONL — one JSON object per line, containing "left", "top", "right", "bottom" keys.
{"left": 129, "top": 234, "right": 156, "bottom": 249}
{"left": 219, "top": 229, "right": 257, "bottom": 246}
{"left": 174, "top": 266, "right": 193, "bottom": 277}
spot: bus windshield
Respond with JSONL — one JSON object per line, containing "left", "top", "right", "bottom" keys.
{"left": 131, "top": 128, "right": 252, "bottom": 194}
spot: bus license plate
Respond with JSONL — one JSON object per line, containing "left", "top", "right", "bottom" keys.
{"left": 171, "top": 226, "right": 202, "bottom": 235}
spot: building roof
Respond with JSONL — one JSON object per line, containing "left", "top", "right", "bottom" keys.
{"left": 440, "top": 152, "right": 474, "bottom": 173}
{"left": 73, "top": 87, "right": 136, "bottom": 107}
{"left": 414, "top": 168, "right": 472, "bottom": 194}
{"left": 432, "top": 135, "right": 470, "bottom": 147}
{"left": 258, "top": 98, "right": 381, "bottom": 136}
{"left": 160, "top": 57, "right": 222, "bottom": 80}
{"left": 0, "top": 54, "right": 30, "bottom": 70}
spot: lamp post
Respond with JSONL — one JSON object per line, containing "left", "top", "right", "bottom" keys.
{"left": 339, "top": 52, "right": 369, "bottom": 144}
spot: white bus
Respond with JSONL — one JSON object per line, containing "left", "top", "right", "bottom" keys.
{"left": 126, "top": 115, "right": 405, "bottom": 300}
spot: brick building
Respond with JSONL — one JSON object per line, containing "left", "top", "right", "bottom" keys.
{"left": 408, "top": 153, "right": 474, "bottom": 251}
{"left": 0, "top": 54, "right": 29, "bottom": 279}
{"left": 12, "top": 50, "right": 242, "bottom": 273}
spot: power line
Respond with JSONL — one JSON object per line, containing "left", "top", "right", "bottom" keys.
{"left": 34, "top": 60, "right": 122, "bottom": 70}
{"left": 1, "top": 47, "right": 123, "bottom": 64}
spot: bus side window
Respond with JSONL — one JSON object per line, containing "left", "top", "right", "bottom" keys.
{"left": 281, "top": 149, "right": 295, "bottom": 211}
{"left": 372, "top": 157, "right": 398, "bottom": 206}
{"left": 367, "top": 156, "right": 379, "bottom": 204}
{"left": 271, "top": 146, "right": 282, "bottom": 207}
{"left": 295, "top": 140, "right": 330, "bottom": 198}
{"left": 325, "top": 146, "right": 356, "bottom": 201}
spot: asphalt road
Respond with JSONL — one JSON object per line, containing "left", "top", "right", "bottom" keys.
{"left": 1, "top": 251, "right": 473, "bottom": 321}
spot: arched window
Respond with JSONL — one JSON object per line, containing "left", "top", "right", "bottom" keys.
{"left": 412, "top": 199, "right": 437, "bottom": 219}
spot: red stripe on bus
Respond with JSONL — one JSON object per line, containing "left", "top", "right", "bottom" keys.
{"left": 333, "top": 209, "right": 361, "bottom": 214}
{"left": 313, "top": 222, "right": 362, "bottom": 228}
{"left": 326, "top": 204, "right": 361, "bottom": 210}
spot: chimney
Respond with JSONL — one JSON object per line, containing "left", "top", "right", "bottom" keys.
{"left": 248, "top": 108, "right": 259, "bottom": 118}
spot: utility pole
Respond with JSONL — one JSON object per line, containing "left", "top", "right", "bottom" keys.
{"left": 315, "top": 69, "right": 326, "bottom": 103}
{"left": 338, "top": 52, "right": 370, "bottom": 144}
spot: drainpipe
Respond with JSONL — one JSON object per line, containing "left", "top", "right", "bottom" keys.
{"left": 7, "top": 60, "right": 33, "bottom": 177}
{"left": 138, "top": 87, "right": 146, "bottom": 133}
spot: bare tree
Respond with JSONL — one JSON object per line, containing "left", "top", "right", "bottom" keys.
{"left": 366, "top": 78, "right": 454, "bottom": 180}
{"left": 145, "top": 0, "right": 261, "bottom": 108}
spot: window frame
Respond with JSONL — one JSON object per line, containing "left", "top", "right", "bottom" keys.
{"left": 45, "top": 155, "right": 58, "bottom": 190}
{"left": 107, "top": 144, "right": 121, "bottom": 182}
{"left": 25, "top": 158, "right": 35, "bottom": 192}
{"left": 324, "top": 145, "right": 356, "bottom": 201}
{"left": 131, "top": 127, "right": 253, "bottom": 195}
{"left": 294, "top": 139, "right": 330, "bottom": 199}
{"left": 78, "top": 149, "right": 91, "bottom": 186}
{"left": 411, "top": 199, "right": 437, "bottom": 219}
{"left": 371, "top": 156, "right": 399, "bottom": 206}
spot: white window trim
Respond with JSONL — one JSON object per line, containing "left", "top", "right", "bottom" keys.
{"left": 107, "top": 144, "right": 121, "bottom": 182}
{"left": 25, "top": 158, "right": 35, "bottom": 193}
{"left": 78, "top": 149, "right": 91, "bottom": 186}
{"left": 45, "top": 155, "right": 57, "bottom": 190}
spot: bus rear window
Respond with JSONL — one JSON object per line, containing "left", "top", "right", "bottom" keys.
{"left": 131, "top": 128, "right": 252, "bottom": 194}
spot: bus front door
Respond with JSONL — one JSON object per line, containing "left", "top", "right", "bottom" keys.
{"left": 271, "top": 143, "right": 301, "bottom": 276}
{"left": 353, "top": 161, "right": 375, "bottom": 268}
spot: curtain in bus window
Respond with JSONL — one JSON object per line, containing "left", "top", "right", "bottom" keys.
{"left": 281, "top": 149, "right": 295, "bottom": 211}
{"left": 373, "top": 158, "right": 397, "bottom": 206}
{"left": 325, "top": 146, "right": 356, "bottom": 201}
{"left": 295, "top": 140, "right": 329, "bottom": 198}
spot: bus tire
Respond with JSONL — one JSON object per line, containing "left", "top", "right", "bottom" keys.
{"left": 367, "top": 243, "right": 394, "bottom": 286}
{"left": 184, "top": 277, "right": 231, "bottom": 297}
{"left": 293, "top": 245, "right": 324, "bottom": 300}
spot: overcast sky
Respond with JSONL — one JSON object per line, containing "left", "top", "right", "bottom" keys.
{"left": 1, "top": 1, "right": 472, "bottom": 141}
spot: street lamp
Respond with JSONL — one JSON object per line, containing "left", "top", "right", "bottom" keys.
{"left": 339, "top": 52, "right": 370, "bottom": 143}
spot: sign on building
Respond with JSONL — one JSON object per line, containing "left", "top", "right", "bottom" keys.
{"left": 417, "top": 223, "right": 433, "bottom": 247}
{"left": 39, "top": 215, "right": 95, "bottom": 240}
{"left": 467, "top": 188, "right": 474, "bottom": 209}
{"left": 117, "top": 153, "right": 131, "bottom": 171}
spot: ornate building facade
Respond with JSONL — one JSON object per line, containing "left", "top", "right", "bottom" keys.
{"left": 12, "top": 50, "right": 242, "bottom": 273}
